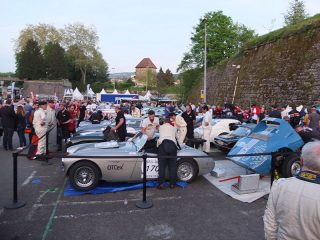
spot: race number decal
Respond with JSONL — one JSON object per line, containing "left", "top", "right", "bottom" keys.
{"left": 141, "top": 158, "right": 159, "bottom": 179}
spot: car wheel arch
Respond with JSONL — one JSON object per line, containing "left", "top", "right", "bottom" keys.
{"left": 176, "top": 158, "right": 199, "bottom": 181}
{"left": 67, "top": 159, "right": 102, "bottom": 179}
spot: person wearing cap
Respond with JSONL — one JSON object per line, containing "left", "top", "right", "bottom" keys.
{"left": 263, "top": 141, "right": 320, "bottom": 240}
{"left": 168, "top": 112, "right": 187, "bottom": 145}
{"left": 306, "top": 105, "right": 320, "bottom": 134}
{"left": 111, "top": 106, "right": 126, "bottom": 141}
{"left": 201, "top": 105, "right": 212, "bottom": 153}
{"left": 157, "top": 117, "right": 178, "bottom": 189}
{"left": 33, "top": 101, "right": 48, "bottom": 155}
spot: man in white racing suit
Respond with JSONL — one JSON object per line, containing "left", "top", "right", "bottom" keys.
{"left": 33, "top": 101, "right": 47, "bottom": 155}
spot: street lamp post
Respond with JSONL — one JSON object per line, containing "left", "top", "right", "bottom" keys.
{"left": 232, "top": 65, "right": 241, "bottom": 104}
{"left": 112, "top": 68, "right": 116, "bottom": 90}
{"left": 203, "top": 20, "right": 207, "bottom": 103}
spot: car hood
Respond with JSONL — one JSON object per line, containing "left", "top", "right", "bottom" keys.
{"left": 67, "top": 141, "right": 136, "bottom": 155}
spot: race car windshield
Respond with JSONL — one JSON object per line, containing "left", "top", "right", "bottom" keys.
{"left": 232, "top": 127, "right": 251, "bottom": 137}
{"left": 132, "top": 133, "right": 148, "bottom": 151}
{"left": 249, "top": 124, "right": 279, "bottom": 141}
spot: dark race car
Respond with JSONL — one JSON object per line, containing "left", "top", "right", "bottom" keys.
{"left": 213, "top": 124, "right": 256, "bottom": 152}
{"left": 65, "top": 118, "right": 144, "bottom": 148}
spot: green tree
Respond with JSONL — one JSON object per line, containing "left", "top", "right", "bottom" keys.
{"left": 156, "top": 67, "right": 166, "bottom": 96}
{"left": 178, "top": 11, "right": 255, "bottom": 71}
{"left": 15, "top": 23, "right": 62, "bottom": 53}
{"left": 43, "top": 42, "right": 68, "bottom": 79}
{"left": 62, "top": 23, "right": 100, "bottom": 86}
{"left": 284, "top": 0, "right": 308, "bottom": 25}
{"left": 163, "top": 69, "right": 175, "bottom": 86}
{"left": 15, "top": 39, "right": 45, "bottom": 80}
{"left": 179, "top": 68, "right": 202, "bottom": 103}
{"left": 86, "top": 50, "right": 109, "bottom": 83}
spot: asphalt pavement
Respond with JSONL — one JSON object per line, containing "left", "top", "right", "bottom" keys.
{"left": 0, "top": 131, "right": 267, "bottom": 240}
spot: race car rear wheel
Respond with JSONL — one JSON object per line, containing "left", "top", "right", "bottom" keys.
{"left": 281, "top": 153, "right": 302, "bottom": 178}
{"left": 176, "top": 159, "right": 197, "bottom": 183}
{"left": 69, "top": 161, "right": 100, "bottom": 192}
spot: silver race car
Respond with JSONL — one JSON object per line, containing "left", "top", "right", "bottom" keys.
{"left": 62, "top": 133, "right": 214, "bottom": 191}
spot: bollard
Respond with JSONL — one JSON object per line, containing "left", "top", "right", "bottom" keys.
{"left": 5, "top": 152, "right": 26, "bottom": 209}
{"left": 42, "top": 131, "right": 52, "bottom": 165}
{"left": 46, "top": 131, "right": 49, "bottom": 155}
{"left": 135, "top": 154, "right": 153, "bottom": 209}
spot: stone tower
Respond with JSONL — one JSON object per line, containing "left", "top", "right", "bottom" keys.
{"left": 135, "top": 58, "right": 157, "bottom": 86}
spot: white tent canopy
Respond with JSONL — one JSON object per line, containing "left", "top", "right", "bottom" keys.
{"left": 125, "top": 89, "right": 130, "bottom": 94}
{"left": 72, "top": 87, "right": 84, "bottom": 100}
{"left": 100, "top": 88, "right": 107, "bottom": 94}
{"left": 112, "top": 89, "right": 119, "bottom": 94}
{"left": 144, "top": 90, "right": 152, "bottom": 100}
{"left": 87, "top": 88, "right": 95, "bottom": 97}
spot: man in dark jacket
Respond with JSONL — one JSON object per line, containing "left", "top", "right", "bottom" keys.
{"left": 289, "top": 105, "right": 300, "bottom": 128}
{"left": 268, "top": 105, "right": 282, "bottom": 119}
{"left": 0, "top": 99, "right": 16, "bottom": 150}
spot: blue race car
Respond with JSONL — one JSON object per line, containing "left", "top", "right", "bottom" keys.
{"left": 227, "top": 118, "right": 304, "bottom": 177}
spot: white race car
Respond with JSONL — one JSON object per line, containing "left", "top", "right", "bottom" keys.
{"left": 194, "top": 118, "right": 241, "bottom": 144}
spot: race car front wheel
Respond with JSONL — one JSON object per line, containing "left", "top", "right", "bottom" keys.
{"left": 281, "top": 153, "right": 302, "bottom": 178}
{"left": 69, "top": 161, "right": 100, "bottom": 192}
{"left": 176, "top": 159, "right": 197, "bottom": 182}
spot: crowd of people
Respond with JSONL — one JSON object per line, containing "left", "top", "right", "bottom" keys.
{"left": 0, "top": 96, "right": 319, "bottom": 153}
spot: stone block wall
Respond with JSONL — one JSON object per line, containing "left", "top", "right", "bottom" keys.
{"left": 204, "top": 25, "right": 320, "bottom": 108}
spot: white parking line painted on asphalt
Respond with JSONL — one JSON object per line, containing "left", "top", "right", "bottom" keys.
{"left": 33, "top": 196, "right": 182, "bottom": 208}
{"left": 54, "top": 209, "right": 145, "bottom": 220}
{"left": 22, "top": 171, "right": 37, "bottom": 186}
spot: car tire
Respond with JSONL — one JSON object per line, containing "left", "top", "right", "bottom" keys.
{"left": 176, "top": 159, "right": 197, "bottom": 183}
{"left": 69, "top": 161, "right": 100, "bottom": 192}
{"left": 281, "top": 153, "right": 302, "bottom": 178}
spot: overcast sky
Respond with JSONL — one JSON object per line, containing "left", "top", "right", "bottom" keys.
{"left": 1, "top": 0, "right": 319, "bottom": 74}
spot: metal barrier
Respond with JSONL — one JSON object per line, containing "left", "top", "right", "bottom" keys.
{"left": 5, "top": 128, "right": 214, "bottom": 210}
{"left": 4, "top": 126, "right": 55, "bottom": 209}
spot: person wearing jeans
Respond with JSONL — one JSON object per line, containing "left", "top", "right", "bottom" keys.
{"left": 16, "top": 105, "right": 27, "bottom": 147}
